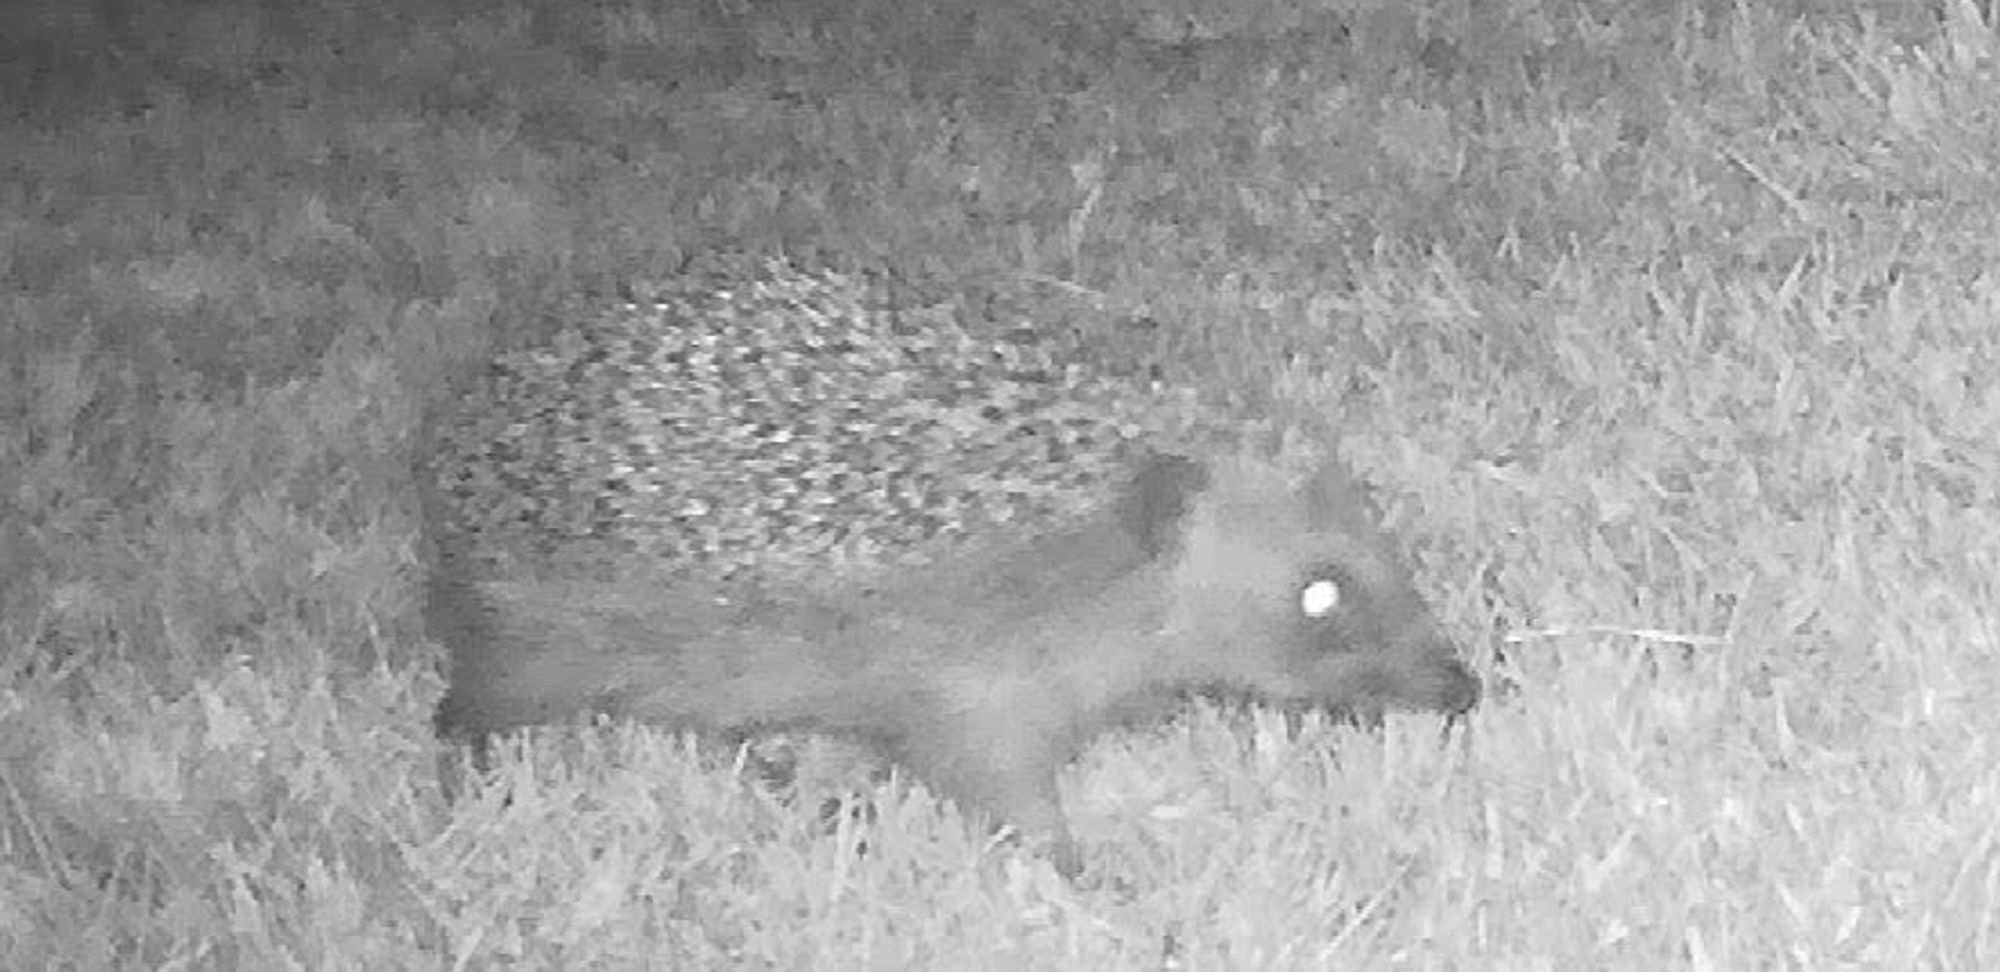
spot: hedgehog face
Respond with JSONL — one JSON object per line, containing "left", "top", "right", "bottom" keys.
{"left": 1162, "top": 455, "right": 1480, "bottom": 720}
{"left": 1276, "top": 556, "right": 1482, "bottom": 720}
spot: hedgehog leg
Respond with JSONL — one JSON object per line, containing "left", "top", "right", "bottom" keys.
{"left": 895, "top": 678, "right": 1084, "bottom": 877}
{"left": 920, "top": 751, "right": 1078, "bottom": 878}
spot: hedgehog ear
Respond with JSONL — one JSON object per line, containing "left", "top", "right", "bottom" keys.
{"left": 1120, "top": 451, "right": 1210, "bottom": 558}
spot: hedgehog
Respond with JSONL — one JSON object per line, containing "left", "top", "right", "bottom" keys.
{"left": 423, "top": 253, "right": 1479, "bottom": 877}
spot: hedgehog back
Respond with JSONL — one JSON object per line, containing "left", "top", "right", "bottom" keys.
{"left": 429, "top": 257, "right": 1211, "bottom": 585}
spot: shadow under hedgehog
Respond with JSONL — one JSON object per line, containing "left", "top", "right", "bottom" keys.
{"left": 424, "top": 254, "right": 1478, "bottom": 877}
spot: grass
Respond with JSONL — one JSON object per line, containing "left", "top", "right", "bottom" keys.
{"left": 4, "top": 0, "right": 1998, "bottom": 966}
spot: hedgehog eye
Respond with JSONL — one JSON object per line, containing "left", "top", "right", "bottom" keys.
{"left": 1299, "top": 578, "right": 1343, "bottom": 618}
